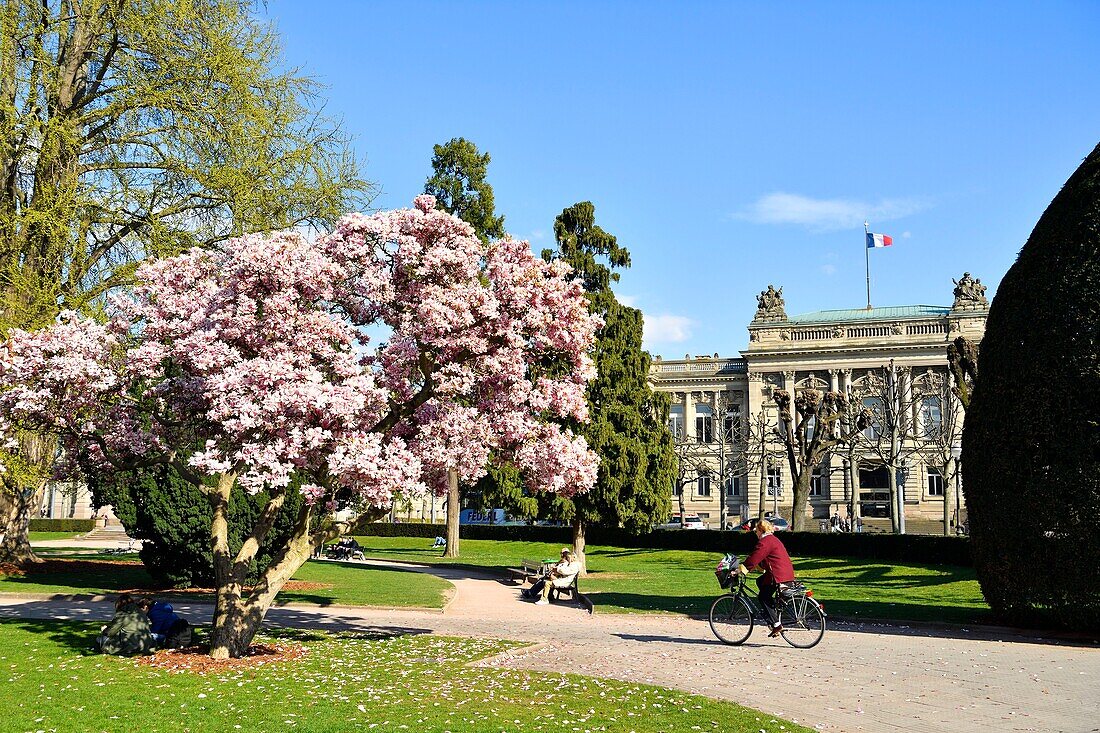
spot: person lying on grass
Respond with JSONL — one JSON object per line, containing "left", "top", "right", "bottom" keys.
{"left": 522, "top": 548, "right": 581, "bottom": 605}
{"left": 95, "top": 593, "right": 155, "bottom": 656}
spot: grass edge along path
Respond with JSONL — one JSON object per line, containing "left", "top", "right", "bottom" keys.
{"left": 0, "top": 556, "right": 454, "bottom": 610}
{"left": 349, "top": 535, "right": 994, "bottom": 626}
{"left": 0, "top": 619, "right": 814, "bottom": 733}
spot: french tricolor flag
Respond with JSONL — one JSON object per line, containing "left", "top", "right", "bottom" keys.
{"left": 866, "top": 232, "right": 893, "bottom": 248}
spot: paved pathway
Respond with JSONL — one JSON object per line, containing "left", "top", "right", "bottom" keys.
{"left": 2, "top": 558, "right": 1097, "bottom": 733}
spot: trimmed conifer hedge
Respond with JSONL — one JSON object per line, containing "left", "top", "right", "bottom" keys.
{"left": 28, "top": 518, "right": 96, "bottom": 532}
{"left": 355, "top": 522, "right": 971, "bottom": 567}
{"left": 964, "top": 142, "right": 1100, "bottom": 631}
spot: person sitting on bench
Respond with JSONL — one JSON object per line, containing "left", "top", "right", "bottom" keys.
{"left": 522, "top": 548, "right": 580, "bottom": 605}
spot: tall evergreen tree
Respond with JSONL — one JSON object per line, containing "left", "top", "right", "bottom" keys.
{"left": 423, "top": 137, "right": 505, "bottom": 556}
{"left": 424, "top": 138, "right": 505, "bottom": 242}
{"left": 545, "top": 202, "right": 676, "bottom": 571}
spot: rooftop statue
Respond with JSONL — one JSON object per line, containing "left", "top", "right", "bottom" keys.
{"left": 952, "top": 272, "right": 988, "bottom": 309}
{"left": 754, "top": 284, "right": 787, "bottom": 321}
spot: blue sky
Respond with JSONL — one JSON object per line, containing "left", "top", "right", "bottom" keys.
{"left": 266, "top": 1, "right": 1099, "bottom": 357}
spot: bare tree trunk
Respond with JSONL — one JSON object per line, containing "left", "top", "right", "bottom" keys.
{"left": 572, "top": 517, "right": 587, "bottom": 577}
{"left": 758, "top": 467, "right": 767, "bottom": 521}
{"left": 849, "top": 458, "right": 862, "bottom": 528}
{"left": 943, "top": 458, "right": 956, "bottom": 536}
{"left": 790, "top": 468, "right": 812, "bottom": 532}
{"left": 0, "top": 489, "right": 40, "bottom": 564}
{"left": 887, "top": 464, "right": 901, "bottom": 534}
{"left": 0, "top": 432, "right": 54, "bottom": 565}
{"left": 443, "top": 468, "right": 460, "bottom": 558}
{"left": 676, "top": 485, "right": 687, "bottom": 524}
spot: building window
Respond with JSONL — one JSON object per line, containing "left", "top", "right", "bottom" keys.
{"left": 671, "top": 480, "right": 681, "bottom": 497}
{"left": 696, "top": 470, "right": 712, "bottom": 497}
{"left": 810, "top": 467, "right": 824, "bottom": 497}
{"left": 696, "top": 415, "right": 714, "bottom": 443}
{"left": 920, "top": 396, "right": 943, "bottom": 439}
{"left": 862, "top": 397, "right": 883, "bottom": 440}
{"left": 669, "top": 414, "right": 684, "bottom": 439}
{"left": 927, "top": 468, "right": 945, "bottom": 496}
{"left": 723, "top": 406, "right": 741, "bottom": 443}
{"left": 766, "top": 467, "right": 782, "bottom": 497}
{"left": 725, "top": 475, "right": 741, "bottom": 497}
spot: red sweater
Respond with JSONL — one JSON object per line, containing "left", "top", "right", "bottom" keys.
{"left": 743, "top": 533, "right": 795, "bottom": 583}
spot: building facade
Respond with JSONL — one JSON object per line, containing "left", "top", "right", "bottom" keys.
{"left": 650, "top": 274, "right": 989, "bottom": 531}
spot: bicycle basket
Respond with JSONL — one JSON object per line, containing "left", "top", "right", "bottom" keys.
{"left": 715, "top": 568, "right": 735, "bottom": 589}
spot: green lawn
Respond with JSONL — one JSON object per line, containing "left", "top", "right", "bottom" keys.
{"left": 0, "top": 556, "right": 453, "bottom": 609}
{"left": 351, "top": 536, "right": 994, "bottom": 625}
{"left": 0, "top": 620, "right": 810, "bottom": 733}
{"left": 28, "top": 531, "right": 83, "bottom": 541}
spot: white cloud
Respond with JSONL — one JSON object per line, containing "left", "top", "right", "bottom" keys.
{"left": 902, "top": 230, "right": 912, "bottom": 239}
{"left": 734, "top": 192, "right": 929, "bottom": 232}
{"left": 821, "top": 263, "right": 838, "bottom": 276}
{"left": 616, "top": 293, "right": 638, "bottom": 307}
{"left": 642, "top": 313, "right": 694, "bottom": 348}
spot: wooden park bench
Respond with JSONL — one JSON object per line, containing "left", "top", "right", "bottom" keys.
{"left": 547, "top": 573, "right": 580, "bottom": 602}
{"left": 507, "top": 558, "right": 548, "bottom": 585}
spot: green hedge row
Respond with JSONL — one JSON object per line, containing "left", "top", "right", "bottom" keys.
{"left": 356, "top": 523, "right": 972, "bottom": 567}
{"left": 28, "top": 518, "right": 96, "bottom": 532}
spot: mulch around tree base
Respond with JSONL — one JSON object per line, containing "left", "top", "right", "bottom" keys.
{"left": 136, "top": 642, "right": 308, "bottom": 673}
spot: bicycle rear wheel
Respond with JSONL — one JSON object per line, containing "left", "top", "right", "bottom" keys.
{"left": 709, "top": 594, "right": 754, "bottom": 645}
{"left": 779, "top": 595, "right": 826, "bottom": 648}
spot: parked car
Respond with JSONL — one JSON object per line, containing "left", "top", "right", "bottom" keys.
{"left": 738, "top": 516, "right": 790, "bottom": 532}
{"left": 663, "top": 514, "right": 707, "bottom": 530}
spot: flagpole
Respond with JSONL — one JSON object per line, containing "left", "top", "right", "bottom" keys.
{"left": 864, "top": 221, "right": 872, "bottom": 309}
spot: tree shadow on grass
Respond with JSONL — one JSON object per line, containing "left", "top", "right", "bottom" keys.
{"left": 1, "top": 617, "right": 102, "bottom": 655}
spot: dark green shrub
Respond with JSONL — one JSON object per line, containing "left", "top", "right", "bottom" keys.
{"left": 964, "top": 142, "right": 1100, "bottom": 630}
{"left": 28, "top": 518, "right": 96, "bottom": 532}
{"left": 91, "top": 465, "right": 303, "bottom": 588}
{"left": 354, "top": 522, "right": 971, "bottom": 566}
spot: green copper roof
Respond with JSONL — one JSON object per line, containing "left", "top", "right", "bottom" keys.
{"left": 787, "top": 305, "right": 950, "bottom": 324}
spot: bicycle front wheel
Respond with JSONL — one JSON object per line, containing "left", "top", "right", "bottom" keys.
{"left": 709, "top": 594, "right": 754, "bottom": 645}
{"left": 779, "top": 595, "right": 826, "bottom": 649}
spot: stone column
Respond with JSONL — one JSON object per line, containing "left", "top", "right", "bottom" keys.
{"left": 829, "top": 368, "right": 840, "bottom": 393}
{"left": 684, "top": 391, "right": 696, "bottom": 442}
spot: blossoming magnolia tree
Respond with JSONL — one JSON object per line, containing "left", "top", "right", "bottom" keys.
{"left": 0, "top": 196, "right": 599, "bottom": 658}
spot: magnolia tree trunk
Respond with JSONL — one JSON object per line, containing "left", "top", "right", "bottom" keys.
{"left": 676, "top": 486, "right": 687, "bottom": 525}
{"left": 572, "top": 517, "right": 587, "bottom": 577}
{"left": 443, "top": 469, "right": 460, "bottom": 558}
{"left": 790, "top": 469, "right": 813, "bottom": 532}
{"left": 204, "top": 472, "right": 316, "bottom": 659}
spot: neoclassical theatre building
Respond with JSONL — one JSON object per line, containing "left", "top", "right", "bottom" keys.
{"left": 648, "top": 274, "right": 989, "bottom": 530}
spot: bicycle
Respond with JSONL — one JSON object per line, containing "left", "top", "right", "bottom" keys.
{"left": 709, "top": 554, "right": 827, "bottom": 649}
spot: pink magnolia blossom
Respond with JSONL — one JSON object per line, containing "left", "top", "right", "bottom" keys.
{"left": 0, "top": 198, "right": 600, "bottom": 511}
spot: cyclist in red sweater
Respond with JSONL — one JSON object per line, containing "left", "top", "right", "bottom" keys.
{"left": 739, "top": 518, "right": 796, "bottom": 636}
